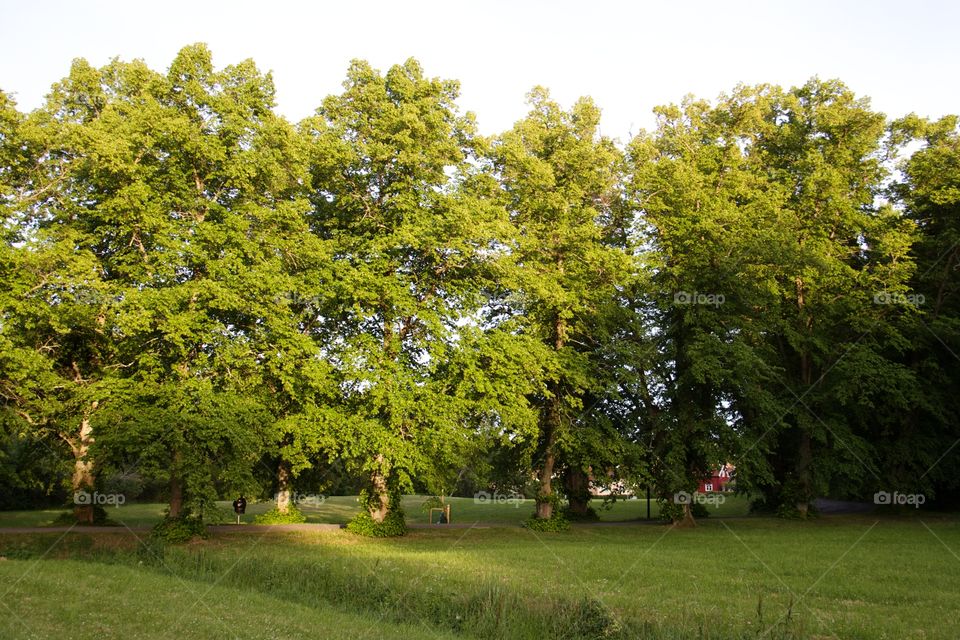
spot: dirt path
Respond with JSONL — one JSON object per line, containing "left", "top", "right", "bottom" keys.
{"left": 0, "top": 505, "right": 870, "bottom": 536}
{"left": 0, "top": 520, "right": 669, "bottom": 534}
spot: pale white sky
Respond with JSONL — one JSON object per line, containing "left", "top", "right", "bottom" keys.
{"left": 1, "top": 0, "right": 957, "bottom": 140}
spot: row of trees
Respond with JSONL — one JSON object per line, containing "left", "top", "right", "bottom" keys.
{"left": 2, "top": 45, "right": 958, "bottom": 530}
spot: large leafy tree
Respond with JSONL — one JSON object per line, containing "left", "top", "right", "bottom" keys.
{"left": 748, "top": 80, "right": 917, "bottom": 516}
{"left": 629, "top": 80, "right": 918, "bottom": 521}
{"left": 884, "top": 114, "right": 960, "bottom": 503}
{"left": 628, "top": 90, "right": 785, "bottom": 525}
{"left": 491, "top": 89, "right": 633, "bottom": 520}
{"left": 96, "top": 45, "right": 336, "bottom": 519}
{"left": 0, "top": 70, "right": 122, "bottom": 523}
{"left": 303, "top": 59, "right": 535, "bottom": 526}
{"left": 3, "top": 45, "right": 326, "bottom": 521}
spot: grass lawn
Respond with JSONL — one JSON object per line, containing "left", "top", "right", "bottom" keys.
{"left": 0, "top": 493, "right": 751, "bottom": 528}
{"left": 1, "top": 514, "right": 958, "bottom": 638}
{"left": 0, "top": 557, "right": 456, "bottom": 640}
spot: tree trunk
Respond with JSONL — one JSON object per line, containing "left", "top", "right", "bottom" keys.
{"left": 368, "top": 454, "right": 390, "bottom": 523}
{"left": 675, "top": 502, "right": 697, "bottom": 528}
{"left": 276, "top": 460, "right": 292, "bottom": 514}
{"left": 793, "top": 273, "right": 815, "bottom": 519}
{"left": 536, "top": 444, "right": 556, "bottom": 519}
{"left": 71, "top": 403, "right": 98, "bottom": 525}
{"left": 536, "top": 314, "right": 567, "bottom": 520}
{"left": 795, "top": 429, "right": 812, "bottom": 518}
{"left": 564, "top": 467, "right": 590, "bottom": 517}
{"left": 168, "top": 449, "right": 184, "bottom": 519}
{"left": 168, "top": 476, "right": 184, "bottom": 519}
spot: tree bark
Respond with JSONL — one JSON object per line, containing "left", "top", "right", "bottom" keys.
{"left": 168, "top": 449, "right": 184, "bottom": 519}
{"left": 795, "top": 429, "right": 813, "bottom": 518}
{"left": 71, "top": 402, "right": 98, "bottom": 524}
{"left": 369, "top": 454, "right": 390, "bottom": 523}
{"left": 564, "top": 466, "right": 590, "bottom": 517}
{"left": 536, "top": 440, "right": 557, "bottom": 519}
{"left": 536, "top": 313, "right": 566, "bottom": 520}
{"left": 276, "top": 460, "right": 292, "bottom": 514}
{"left": 675, "top": 502, "right": 697, "bottom": 528}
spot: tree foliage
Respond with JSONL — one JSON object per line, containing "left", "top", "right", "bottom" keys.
{"left": 2, "top": 46, "right": 958, "bottom": 532}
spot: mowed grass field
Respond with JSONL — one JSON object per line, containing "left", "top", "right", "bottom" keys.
{"left": 1, "top": 511, "right": 958, "bottom": 639}
{"left": 0, "top": 494, "right": 749, "bottom": 528}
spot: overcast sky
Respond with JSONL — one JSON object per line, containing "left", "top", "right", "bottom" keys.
{"left": 1, "top": 0, "right": 957, "bottom": 140}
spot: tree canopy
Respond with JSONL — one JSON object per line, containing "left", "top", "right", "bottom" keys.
{"left": 2, "top": 46, "right": 958, "bottom": 530}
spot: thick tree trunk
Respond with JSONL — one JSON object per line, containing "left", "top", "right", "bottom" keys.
{"left": 168, "top": 476, "right": 184, "bottom": 519}
{"left": 564, "top": 467, "right": 590, "bottom": 517}
{"left": 675, "top": 502, "right": 696, "bottom": 528}
{"left": 670, "top": 319, "right": 699, "bottom": 529}
{"left": 71, "top": 402, "right": 98, "bottom": 525}
{"left": 276, "top": 460, "right": 292, "bottom": 514}
{"left": 368, "top": 454, "right": 390, "bottom": 523}
{"left": 536, "top": 444, "right": 556, "bottom": 520}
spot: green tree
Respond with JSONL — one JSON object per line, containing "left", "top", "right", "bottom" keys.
{"left": 629, "top": 80, "right": 918, "bottom": 521}
{"left": 3, "top": 45, "right": 323, "bottom": 522}
{"left": 628, "top": 90, "right": 785, "bottom": 525}
{"left": 491, "top": 88, "right": 632, "bottom": 521}
{"left": 884, "top": 114, "right": 960, "bottom": 503}
{"left": 749, "top": 80, "right": 917, "bottom": 516}
{"left": 303, "top": 59, "right": 535, "bottom": 529}
{"left": 0, "top": 72, "right": 120, "bottom": 523}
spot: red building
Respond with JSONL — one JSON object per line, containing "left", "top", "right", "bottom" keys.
{"left": 697, "top": 463, "right": 735, "bottom": 493}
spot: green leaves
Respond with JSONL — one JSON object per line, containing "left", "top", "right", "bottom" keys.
{"left": 3, "top": 47, "right": 959, "bottom": 525}
{"left": 304, "top": 59, "right": 530, "bottom": 514}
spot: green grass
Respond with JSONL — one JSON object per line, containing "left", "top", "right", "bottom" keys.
{"left": 0, "top": 558, "right": 456, "bottom": 639}
{"left": 0, "top": 493, "right": 751, "bottom": 528}
{"left": 1, "top": 515, "right": 957, "bottom": 638}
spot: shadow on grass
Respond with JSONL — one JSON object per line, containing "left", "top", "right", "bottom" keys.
{"left": 0, "top": 530, "right": 811, "bottom": 640}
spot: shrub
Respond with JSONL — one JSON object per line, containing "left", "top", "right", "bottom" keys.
{"left": 347, "top": 488, "right": 408, "bottom": 537}
{"left": 522, "top": 510, "right": 570, "bottom": 532}
{"left": 346, "top": 509, "right": 408, "bottom": 537}
{"left": 151, "top": 516, "right": 207, "bottom": 544}
{"left": 565, "top": 597, "right": 620, "bottom": 638}
{"left": 563, "top": 505, "right": 600, "bottom": 522}
{"left": 254, "top": 505, "right": 307, "bottom": 524}
{"left": 658, "top": 500, "right": 685, "bottom": 523}
{"left": 52, "top": 505, "right": 111, "bottom": 526}
{"left": 691, "top": 501, "right": 710, "bottom": 518}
